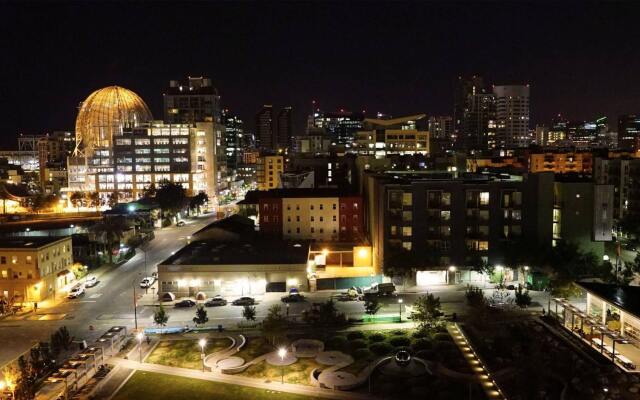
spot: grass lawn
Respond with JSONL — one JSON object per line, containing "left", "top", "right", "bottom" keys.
{"left": 240, "top": 358, "right": 324, "bottom": 385}
{"left": 113, "top": 371, "right": 322, "bottom": 400}
{"left": 146, "top": 339, "right": 231, "bottom": 370}
{"left": 235, "top": 336, "right": 275, "bottom": 362}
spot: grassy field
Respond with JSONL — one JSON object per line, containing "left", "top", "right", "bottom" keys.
{"left": 146, "top": 339, "right": 231, "bottom": 370}
{"left": 112, "top": 371, "right": 323, "bottom": 400}
{"left": 240, "top": 358, "right": 324, "bottom": 385}
{"left": 235, "top": 336, "right": 275, "bottom": 362}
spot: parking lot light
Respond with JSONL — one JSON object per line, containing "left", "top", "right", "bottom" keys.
{"left": 278, "top": 348, "right": 287, "bottom": 383}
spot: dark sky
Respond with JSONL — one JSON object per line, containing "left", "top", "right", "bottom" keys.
{"left": 2, "top": 1, "right": 640, "bottom": 148}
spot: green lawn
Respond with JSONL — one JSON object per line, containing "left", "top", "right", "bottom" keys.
{"left": 113, "top": 371, "right": 322, "bottom": 400}
{"left": 240, "top": 358, "right": 324, "bottom": 385}
{"left": 235, "top": 336, "right": 275, "bottom": 362}
{"left": 146, "top": 339, "right": 231, "bottom": 370}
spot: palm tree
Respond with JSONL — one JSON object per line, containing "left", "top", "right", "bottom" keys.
{"left": 92, "top": 216, "right": 126, "bottom": 264}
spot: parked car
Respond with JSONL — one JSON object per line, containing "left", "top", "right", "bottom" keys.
{"left": 624, "top": 243, "right": 637, "bottom": 252}
{"left": 140, "top": 276, "right": 156, "bottom": 289}
{"left": 85, "top": 276, "right": 98, "bottom": 288}
{"left": 176, "top": 220, "right": 186, "bottom": 227}
{"left": 174, "top": 299, "right": 196, "bottom": 308}
{"left": 281, "top": 293, "right": 305, "bottom": 303}
{"left": 232, "top": 297, "right": 255, "bottom": 306}
{"left": 363, "top": 282, "right": 396, "bottom": 297}
{"left": 67, "top": 284, "right": 85, "bottom": 299}
{"left": 205, "top": 296, "right": 227, "bottom": 307}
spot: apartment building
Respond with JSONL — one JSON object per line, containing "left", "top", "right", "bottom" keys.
{"left": 256, "top": 155, "right": 284, "bottom": 190}
{"left": 0, "top": 236, "right": 74, "bottom": 304}
{"left": 529, "top": 151, "right": 593, "bottom": 174}
{"left": 354, "top": 115, "right": 429, "bottom": 157}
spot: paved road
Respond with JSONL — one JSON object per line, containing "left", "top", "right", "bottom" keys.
{"left": 0, "top": 213, "right": 218, "bottom": 366}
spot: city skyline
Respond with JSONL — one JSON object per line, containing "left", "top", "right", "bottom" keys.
{"left": 3, "top": 2, "right": 640, "bottom": 147}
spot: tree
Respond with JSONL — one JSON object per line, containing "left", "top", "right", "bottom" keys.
{"left": 88, "top": 191, "right": 101, "bottom": 211}
{"left": 465, "top": 285, "right": 486, "bottom": 308}
{"left": 70, "top": 191, "right": 84, "bottom": 212}
{"left": 262, "top": 304, "right": 286, "bottom": 345}
{"left": 92, "top": 217, "right": 126, "bottom": 264}
{"left": 59, "top": 326, "right": 72, "bottom": 350}
{"left": 156, "top": 180, "right": 187, "bottom": 221}
{"left": 142, "top": 183, "right": 157, "bottom": 200}
{"left": 192, "top": 305, "right": 209, "bottom": 326}
{"left": 27, "top": 193, "right": 57, "bottom": 213}
{"left": 108, "top": 191, "right": 121, "bottom": 208}
{"left": 242, "top": 305, "right": 256, "bottom": 322}
{"left": 467, "top": 253, "right": 494, "bottom": 277}
{"left": 411, "top": 293, "right": 443, "bottom": 328}
{"left": 154, "top": 305, "right": 169, "bottom": 326}
{"left": 190, "top": 192, "right": 209, "bottom": 214}
{"left": 364, "top": 297, "right": 382, "bottom": 316}
{"left": 514, "top": 286, "right": 532, "bottom": 308}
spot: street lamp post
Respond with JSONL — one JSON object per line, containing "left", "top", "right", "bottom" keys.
{"left": 199, "top": 339, "right": 206, "bottom": 372}
{"left": 132, "top": 276, "right": 139, "bottom": 330}
{"left": 398, "top": 298, "right": 403, "bottom": 322}
{"left": 136, "top": 332, "right": 144, "bottom": 363}
{"left": 278, "top": 348, "right": 287, "bottom": 384}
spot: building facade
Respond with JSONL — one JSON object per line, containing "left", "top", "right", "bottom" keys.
{"left": 618, "top": 114, "right": 640, "bottom": 151}
{"left": 529, "top": 151, "right": 593, "bottom": 174}
{"left": 277, "top": 107, "right": 293, "bottom": 150}
{"left": 493, "top": 85, "right": 530, "bottom": 148}
{"left": 309, "top": 110, "right": 365, "bottom": 147}
{"left": 256, "top": 155, "right": 283, "bottom": 190}
{"left": 0, "top": 237, "right": 74, "bottom": 305}
{"left": 163, "top": 77, "right": 222, "bottom": 125}
{"left": 256, "top": 105, "right": 275, "bottom": 150}
{"left": 453, "top": 76, "right": 497, "bottom": 151}
{"left": 354, "top": 115, "right": 429, "bottom": 157}
{"left": 223, "top": 111, "right": 244, "bottom": 172}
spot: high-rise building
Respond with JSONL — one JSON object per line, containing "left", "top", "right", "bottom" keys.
{"left": 428, "top": 116, "right": 453, "bottom": 140}
{"left": 256, "top": 105, "right": 274, "bottom": 150}
{"left": 256, "top": 154, "right": 283, "bottom": 190}
{"left": 277, "top": 106, "right": 293, "bottom": 150}
{"left": 309, "top": 110, "right": 365, "bottom": 147}
{"left": 618, "top": 114, "right": 640, "bottom": 151}
{"left": 453, "top": 76, "right": 496, "bottom": 151}
{"left": 163, "top": 77, "right": 221, "bottom": 125}
{"left": 493, "top": 85, "right": 530, "bottom": 149}
{"left": 223, "top": 111, "right": 243, "bottom": 172}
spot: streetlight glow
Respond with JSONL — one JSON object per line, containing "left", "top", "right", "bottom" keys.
{"left": 199, "top": 338, "right": 207, "bottom": 372}
{"left": 322, "top": 248, "right": 329, "bottom": 257}
{"left": 199, "top": 338, "right": 207, "bottom": 349}
{"left": 278, "top": 347, "right": 287, "bottom": 384}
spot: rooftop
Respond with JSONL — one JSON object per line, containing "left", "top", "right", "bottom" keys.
{"left": 191, "top": 214, "right": 255, "bottom": 238}
{"left": 160, "top": 239, "right": 309, "bottom": 266}
{"left": 0, "top": 236, "right": 68, "bottom": 249}
{"left": 239, "top": 188, "right": 359, "bottom": 204}
{"left": 577, "top": 281, "right": 640, "bottom": 317}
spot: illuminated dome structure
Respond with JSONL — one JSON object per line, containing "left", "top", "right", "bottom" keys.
{"left": 74, "top": 86, "right": 152, "bottom": 156}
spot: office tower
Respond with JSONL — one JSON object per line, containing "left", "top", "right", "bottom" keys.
{"left": 618, "top": 114, "right": 640, "bottom": 151}
{"left": 163, "top": 77, "right": 222, "bottom": 124}
{"left": 277, "top": 106, "right": 293, "bottom": 149}
{"left": 223, "top": 110, "right": 243, "bottom": 171}
{"left": 354, "top": 114, "right": 429, "bottom": 157}
{"left": 310, "top": 110, "right": 365, "bottom": 147}
{"left": 428, "top": 116, "right": 453, "bottom": 140}
{"left": 256, "top": 105, "right": 274, "bottom": 150}
{"left": 453, "top": 76, "right": 496, "bottom": 151}
{"left": 493, "top": 85, "right": 530, "bottom": 148}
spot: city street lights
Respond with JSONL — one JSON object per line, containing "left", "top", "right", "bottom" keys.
{"left": 136, "top": 332, "right": 144, "bottom": 363}
{"left": 398, "top": 298, "right": 403, "bottom": 322}
{"left": 199, "top": 339, "right": 207, "bottom": 372}
{"left": 131, "top": 275, "right": 140, "bottom": 330}
{"left": 278, "top": 348, "right": 287, "bottom": 384}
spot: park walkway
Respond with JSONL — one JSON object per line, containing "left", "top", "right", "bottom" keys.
{"left": 109, "top": 356, "right": 375, "bottom": 400}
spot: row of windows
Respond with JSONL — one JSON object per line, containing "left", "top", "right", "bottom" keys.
{"left": 115, "top": 138, "right": 189, "bottom": 146}
{"left": 390, "top": 190, "right": 523, "bottom": 209}
{"left": 286, "top": 226, "right": 359, "bottom": 234}
{"left": 263, "top": 215, "right": 359, "bottom": 223}
{"left": 262, "top": 202, "right": 359, "bottom": 212}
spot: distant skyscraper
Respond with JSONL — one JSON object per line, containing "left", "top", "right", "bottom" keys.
{"left": 618, "top": 114, "right": 640, "bottom": 151}
{"left": 428, "top": 116, "right": 453, "bottom": 140}
{"left": 256, "top": 105, "right": 274, "bottom": 150}
{"left": 453, "top": 75, "right": 496, "bottom": 151}
{"left": 309, "top": 110, "right": 365, "bottom": 147}
{"left": 223, "top": 110, "right": 243, "bottom": 171}
{"left": 163, "top": 77, "right": 221, "bottom": 124}
{"left": 277, "top": 106, "right": 293, "bottom": 149}
{"left": 493, "top": 85, "right": 530, "bottom": 148}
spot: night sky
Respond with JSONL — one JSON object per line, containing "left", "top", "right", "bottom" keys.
{"left": 2, "top": 1, "right": 640, "bottom": 148}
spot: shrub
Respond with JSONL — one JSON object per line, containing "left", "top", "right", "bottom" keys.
{"left": 327, "top": 335, "right": 348, "bottom": 351}
{"left": 434, "top": 333, "right": 452, "bottom": 342}
{"left": 353, "top": 348, "right": 373, "bottom": 360}
{"left": 350, "top": 339, "right": 367, "bottom": 350}
{"left": 369, "top": 342, "right": 393, "bottom": 356}
{"left": 389, "top": 336, "right": 411, "bottom": 347}
{"left": 347, "top": 331, "right": 365, "bottom": 341}
{"left": 412, "top": 338, "right": 433, "bottom": 352}
{"left": 391, "top": 329, "right": 407, "bottom": 336}
{"left": 433, "top": 340, "right": 456, "bottom": 354}
{"left": 368, "top": 333, "right": 386, "bottom": 343}
{"left": 415, "top": 350, "right": 437, "bottom": 360}
{"left": 412, "top": 329, "right": 429, "bottom": 339}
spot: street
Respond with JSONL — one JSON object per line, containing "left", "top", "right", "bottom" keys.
{"left": 0, "top": 213, "right": 218, "bottom": 366}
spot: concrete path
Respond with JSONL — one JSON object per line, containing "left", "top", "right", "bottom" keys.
{"left": 109, "top": 357, "right": 375, "bottom": 400}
